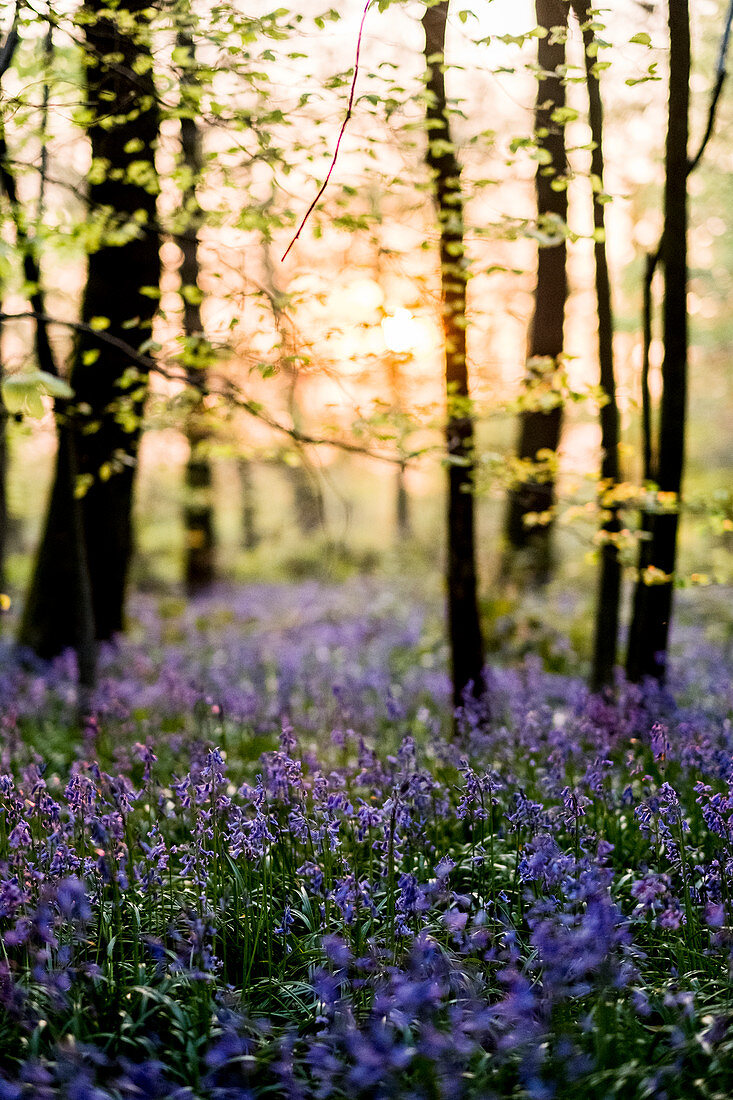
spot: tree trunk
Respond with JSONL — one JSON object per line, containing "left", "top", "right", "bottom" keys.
{"left": 287, "top": 456, "right": 325, "bottom": 535}
{"left": 0, "top": 21, "right": 15, "bottom": 610}
{"left": 19, "top": 0, "right": 160, "bottom": 653}
{"left": 178, "top": 26, "right": 215, "bottom": 594}
{"left": 0, "top": 323, "right": 6, "bottom": 607}
{"left": 385, "top": 351, "right": 411, "bottom": 541}
{"left": 422, "top": 0, "right": 484, "bottom": 711}
{"left": 239, "top": 456, "right": 259, "bottom": 550}
{"left": 396, "top": 463, "right": 411, "bottom": 541}
{"left": 572, "top": 0, "right": 622, "bottom": 691}
{"left": 504, "top": 0, "right": 569, "bottom": 587}
{"left": 626, "top": 0, "right": 689, "bottom": 683}
{"left": 19, "top": 420, "right": 97, "bottom": 695}
{"left": 1, "top": 89, "right": 97, "bottom": 690}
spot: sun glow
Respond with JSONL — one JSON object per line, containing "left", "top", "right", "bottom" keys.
{"left": 381, "top": 308, "right": 427, "bottom": 354}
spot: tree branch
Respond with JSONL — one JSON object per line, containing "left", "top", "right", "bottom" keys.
{"left": 281, "top": 0, "right": 373, "bottom": 261}
{"left": 0, "top": 309, "right": 408, "bottom": 464}
{"left": 688, "top": 0, "right": 733, "bottom": 173}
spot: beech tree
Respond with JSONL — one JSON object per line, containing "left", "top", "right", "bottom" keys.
{"left": 504, "top": 0, "right": 569, "bottom": 588}
{"left": 626, "top": 0, "right": 731, "bottom": 682}
{"left": 0, "top": 11, "right": 19, "bottom": 607}
{"left": 19, "top": 0, "right": 160, "bottom": 656}
{"left": 422, "top": 0, "right": 484, "bottom": 710}
{"left": 177, "top": 24, "right": 216, "bottom": 594}
{"left": 571, "top": 0, "right": 622, "bottom": 690}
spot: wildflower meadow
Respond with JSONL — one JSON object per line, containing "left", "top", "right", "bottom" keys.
{"left": 0, "top": 582, "right": 731, "bottom": 1099}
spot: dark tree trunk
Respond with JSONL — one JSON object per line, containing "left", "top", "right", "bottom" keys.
{"left": 0, "top": 23, "right": 15, "bottom": 610}
{"left": 0, "top": 325, "right": 6, "bottom": 607}
{"left": 572, "top": 0, "right": 622, "bottom": 691}
{"left": 178, "top": 29, "right": 215, "bottom": 594}
{"left": 422, "top": 0, "right": 484, "bottom": 711}
{"left": 20, "top": 421, "right": 97, "bottom": 694}
{"left": 1, "top": 94, "right": 97, "bottom": 689}
{"left": 504, "top": 0, "right": 569, "bottom": 587}
{"left": 626, "top": 0, "right": 689, "bottom": 683}
{"left": 19, "top": 0, "right": 160, "bottom": 654}
{"left": 184, "top": 431, "right": 215, "bottom": 592}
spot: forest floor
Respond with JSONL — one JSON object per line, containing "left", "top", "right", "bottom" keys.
{"left": 0, "top": 579, "right": 732, "bottom": 1098}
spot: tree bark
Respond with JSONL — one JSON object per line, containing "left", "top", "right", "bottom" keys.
{"left": 504, "top": 0, "right": 569, "bottom": 587}
{"left": 422, "top": 0, "right": 484, "bottom": 711}
{"left": 626, "top": 0, "right": 689, "bottom": 683}
{"left": 178, "top": 27, "right": 216, "bottom": 594}
{"left": 0, "top": 320, "right": 6, "bottom": 607}
{"left": 19, "top": 0, "right": 160, "bottom": 654}
{"left": 1, "top": 89, "right": 97, "bottom": 689}
{"left": 571, "top": 0, "right": 622, "bottom": 691}
{"left": 0, "top": 18, "right": 16, "bottom": 610}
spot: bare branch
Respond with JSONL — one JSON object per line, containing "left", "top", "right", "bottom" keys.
{"left": 688, "top": 0, "right": 733, "bottom": 172}
{"left": 281, "top": 0, "right": 373, "bottom": 262}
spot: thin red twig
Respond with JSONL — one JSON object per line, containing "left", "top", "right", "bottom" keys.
{"left": 281, "top": 0, "right": 373, "bottom": 262}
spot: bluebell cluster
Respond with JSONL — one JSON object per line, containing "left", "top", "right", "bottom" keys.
{"left": 0, "top": 582, "right": 731, "bottom": 1098}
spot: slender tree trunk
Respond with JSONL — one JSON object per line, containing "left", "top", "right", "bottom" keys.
{"left": 572, "top": 0, "right": 622, "bottom": 691}
{"left": 287, "top": 457, "right": 325, "bottom": 535}
{"left": 1, "top": 84, "right": 97, "bottom": 690}
{"left": 504, "top": 0, "right": 569, "bottom": 587}
{"left": 239, "top": 456, "right": 259, "bottom": 550}
{"left": 386, "top": 357, "right": 411, "bottom": 540}
{"left": 0, "top": 17, "right": 26, "bottom": 610}
{"left": 395, "top": 463, "right": 411, "bottom": 541}
{"left": 626, "top": 0, "right": 689, "bottom": 682}
{"left": 0, "top": 320, "right": 6, "bottom": 606}
{"left": 19, "top": 0, "right": 160, "bottom": 653}
{"left": 386, "top": 353, "right": 411, "bottom": 540}
{"left": 422, "top": 0, "right": 484, "bottom": 711}
{"left": 178, "top": 28, "right": 215, "bottom": 594}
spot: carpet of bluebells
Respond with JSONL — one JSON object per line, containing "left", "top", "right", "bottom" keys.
{"left": 1, "top": 580, "right": 733, "bottom": 1098}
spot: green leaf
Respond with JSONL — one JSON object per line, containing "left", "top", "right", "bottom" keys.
{"left": 2, "top": 371, "right": 73, "bottom": 418}
{"left": 629, "top": 32, "right": 652, "bottom": 46}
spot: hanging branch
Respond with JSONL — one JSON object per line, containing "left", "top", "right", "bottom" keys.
{"left": 281, "top": 0, "right": 373, "bottom": 261}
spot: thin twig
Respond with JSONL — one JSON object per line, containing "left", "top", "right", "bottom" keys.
{"left": 281, "top": 0, "right": 373, "bottom": 262}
